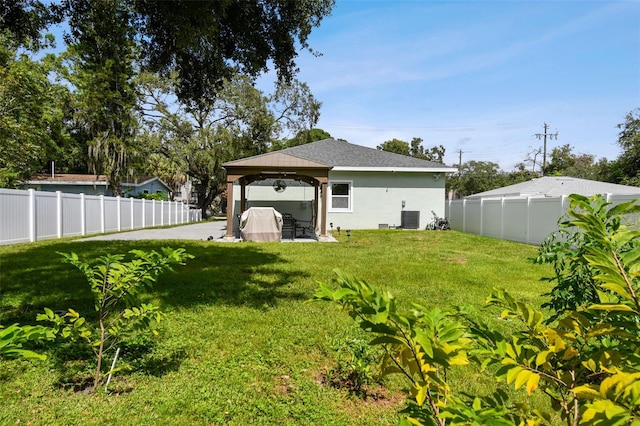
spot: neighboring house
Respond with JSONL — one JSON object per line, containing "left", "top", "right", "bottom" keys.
{"left": 173, "top": 177, "right": 198, "bottom": 205}
{"left": 20, "top": 174, "right": 172, "bottom": 198}
{"left": 222, "top": 139, "right": 457, "bottom": 238}
{"left": 464, "top": 176, "right": 640, "bottom": 199}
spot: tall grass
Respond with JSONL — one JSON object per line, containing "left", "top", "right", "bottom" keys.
{"left": 0, "top": 229, "right": 551, "bottom": 425}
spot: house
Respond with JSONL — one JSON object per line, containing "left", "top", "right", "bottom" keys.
{"left": 222, "top": 139, "right": 457, "bottom": 238}
{"left": 20, "top": 174, "right": 172, "bottom": 198}
{"left": 464, "top": 176, "right": 640, "bottom": 199}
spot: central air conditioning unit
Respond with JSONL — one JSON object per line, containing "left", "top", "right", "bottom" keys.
{"left": 401, "top": 211, "right": 420, "bottom": 229}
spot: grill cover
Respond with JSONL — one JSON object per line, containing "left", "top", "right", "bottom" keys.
{"left": 240, "top": 207, "right": 283, "bottom": 242}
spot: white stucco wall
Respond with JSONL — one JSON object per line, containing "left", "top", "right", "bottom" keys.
{"left": 231, "top": 171, "right": 446, "bottom": 232}
{"left": 327, "top": 171, "right": 445, "bottom": 230}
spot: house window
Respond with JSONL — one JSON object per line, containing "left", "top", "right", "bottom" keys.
{"left": 329, "top": 181, "right": 352, "bottom": 212}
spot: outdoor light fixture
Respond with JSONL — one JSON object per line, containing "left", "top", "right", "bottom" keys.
{"left": 402, "top": 200, "right": 406, "bottom": 209}
{"left": 337, "top": 226, "right": 341, "bottom": 235}
{"left": 346, "top": 229, "right": 351, "bottom": 241}
{"left": 330, "top": 222, "right": 333, "bottom": 230}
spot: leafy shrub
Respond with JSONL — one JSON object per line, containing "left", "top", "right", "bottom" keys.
{"left": 0, "top": 323, "right": 54, "bottom": 360}
{"left": 38, "top": 247, "right": 193, "bottom": 393}
{"left": 534, "top": 195, "right": 639, "bottom": 321}
{"left": 325, "top": 331, "right": 382, "bottom": 397}
{"left": 313, "top": 194, "right": 640, "bottom": 425}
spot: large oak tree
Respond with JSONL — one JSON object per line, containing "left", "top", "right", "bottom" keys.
{"left": 138, "top": 73, "right": 321, "bottom": 216}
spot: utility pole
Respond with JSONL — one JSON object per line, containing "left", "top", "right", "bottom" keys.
{"left": 457, "top": 149, "right": 463, "bottom": 170}
{"left": 534, "top": 123, "right": 558, "bottom": 175}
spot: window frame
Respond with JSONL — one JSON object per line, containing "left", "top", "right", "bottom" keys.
{"left": 328, "top": 180, "right": 353, "bottom": 213}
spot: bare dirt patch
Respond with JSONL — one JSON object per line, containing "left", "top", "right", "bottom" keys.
{"left": 314, "top": 367, "right": 405, "bottom": 409}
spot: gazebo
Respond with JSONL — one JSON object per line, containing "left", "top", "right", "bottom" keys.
{"left": 222, "top": 151, "right": 332, "bottom": 239}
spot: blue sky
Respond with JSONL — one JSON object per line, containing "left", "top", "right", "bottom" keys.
{"left": 263, "top": 0, "right": 640, "bottom": 170}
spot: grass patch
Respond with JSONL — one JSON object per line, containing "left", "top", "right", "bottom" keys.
{"left": 0, "top": 229, "right": 552, "bottom": 424}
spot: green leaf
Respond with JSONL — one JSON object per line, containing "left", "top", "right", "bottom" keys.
{"left": 506, "top": 366, "right": 523, "bottom": 385}
{"left": 588, "top": 303, "right": 636, "bottom": 313}
{"left": 514, "top": 369, "right": 532, "bottom": 390}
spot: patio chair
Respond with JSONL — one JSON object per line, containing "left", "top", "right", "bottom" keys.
{"left": 282, "top": 213, "right": 296, "bottom": 240}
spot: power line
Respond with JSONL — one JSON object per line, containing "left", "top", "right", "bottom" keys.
{"left": 534, "top": 123, "right": 558, "bottom": 175}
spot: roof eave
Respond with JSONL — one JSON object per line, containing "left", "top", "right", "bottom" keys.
{"left": 23, "top": 180, "right": 108, "bottom": 186}
{"left": 331, "top": 166, "right": 458, "bottom": 173}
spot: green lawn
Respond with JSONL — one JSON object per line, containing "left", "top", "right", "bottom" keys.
{"left": 0, "top": 229, "right": 552, "bottom": 425}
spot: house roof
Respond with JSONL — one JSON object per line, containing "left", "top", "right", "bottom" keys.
{"left": 224, "top": 139, "right": 457, "bottom": 172}
{"left": 27, "top": 174, "right": 108, "bottom": 185}
{"left": 465, "top": 176, "right": 640, "bottom": 199}
{"left": 24, "top": 174, "right": 171, "bottom": 190}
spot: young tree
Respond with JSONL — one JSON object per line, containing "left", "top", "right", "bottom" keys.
{"left": 40, "top": 248, "right": 193, "bottom": 393}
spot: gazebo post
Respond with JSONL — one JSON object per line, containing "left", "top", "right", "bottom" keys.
{"left": 320, "top": 181, "right": 328, "bottom": 237}
{"left": 240, "top": 180, "right": 246, "bottom": 212}
{"left": 225, "top": 180, "right": 234, "bottom": 238}
{"left": 314, "top": 183, "right": 319, "bottom": 232}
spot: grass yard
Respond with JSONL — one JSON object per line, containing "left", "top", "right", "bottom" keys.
{"left": 0, "top": 229, "right": 553, "bottom": 425}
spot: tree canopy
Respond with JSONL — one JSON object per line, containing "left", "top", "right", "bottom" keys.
{"left": 0, "top": 32, "right": 70, "bottom": 186}
{"left": 377, "top": 137, "right": 446, "bottom": 163}
{"left": 0, "top": 0, "right": 333, "bottom": 201}
{"left": 2, "top": 0, "right": 334, "bottom": 105}
{"left": 614, "top": 108, "right": 640, "bottom": 185}
{"left": 138, "top": 73, "right": 320, "bottom": 215}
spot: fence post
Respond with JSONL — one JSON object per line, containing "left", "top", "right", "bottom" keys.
{"left": 160, "top": 201, "right": 164, "bottom": 226}
{"left": 480, "top": 198, "right": 484, "bottom": 237}
{"left": 526, "top": 197, "right": 532, "bottom": 244}
{"left": 462, "top": 199, "right": 467, "bottom": 233}
{"left": 116, "top": 196, "right": 121, "bottom": 231}
{"left": 152, "top": 199, "right": 156, "bottom": 227}
{"left": 500, "top": 197, "right": 505, "bottom": 239}
{"left": 56, "top": 191, "right": 63, "bottom": 239}
{"left": 80, "top": 193, "right": 86, "bottom": 236}
{"left": 100, "top": 195, "right": 105, "bottom": 234}
{"left": 141, "top": 199, "right": 146, "bottom": 228}
{"left": 130, "top": 197, "right": 134, "bottom": 230}
{"left": 561, "top": 195, "right": 568, "bottom": 220}
{"left": 29, "top": 189, "right": 36, "bottom": 242}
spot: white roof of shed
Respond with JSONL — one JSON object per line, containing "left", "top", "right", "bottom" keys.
{"left": 466, "top": 176, "right": 640, "bottom": 199}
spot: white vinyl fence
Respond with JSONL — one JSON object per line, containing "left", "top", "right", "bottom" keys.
{"left": 446, "top": 194, "right": 640, "bottom": 246}
{"left": 0, "top": 188, "right": 202, "bottom": 246}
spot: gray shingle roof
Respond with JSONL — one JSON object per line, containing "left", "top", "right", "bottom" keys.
{"left": 466, "top": 176, "right": 640, "bottom": 199}
{"left": 281, "top": 139, "right": 454, "bottom": 169}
